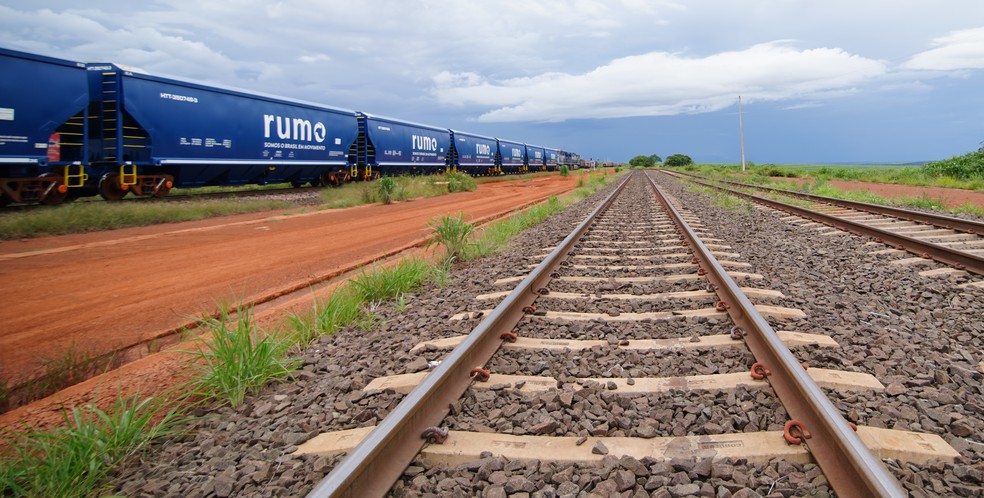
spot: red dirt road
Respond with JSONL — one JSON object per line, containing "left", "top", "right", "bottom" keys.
{"left": 0, "top": 175, "right": 579, "bottom": 401}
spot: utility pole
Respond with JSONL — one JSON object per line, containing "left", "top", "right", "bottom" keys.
{"left": 739, "top": 96, "right": 747, "bottom": 172}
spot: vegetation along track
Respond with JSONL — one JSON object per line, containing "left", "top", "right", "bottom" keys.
{"left": 111, "top": 170, "right": 984, "bottom": 497}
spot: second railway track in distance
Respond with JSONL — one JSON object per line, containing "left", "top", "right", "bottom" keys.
{"left": 297, "top": 171, "right": 966, "bottom": 497}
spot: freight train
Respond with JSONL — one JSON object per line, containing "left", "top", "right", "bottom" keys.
{"left": 0, "top": 47, "right": 581, "bottom": 206}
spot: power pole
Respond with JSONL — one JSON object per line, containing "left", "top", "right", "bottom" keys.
{"left": 739, "top": 96, "right": 747, "bottom": 172}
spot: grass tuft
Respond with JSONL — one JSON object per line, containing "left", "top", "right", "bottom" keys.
{"left": 426, "top": 212, "right": 475, "bottom": 263}
{"left": 0, "top": 394, "right": 186, "bottom": 498}
{"left": 351, "top": 258, "right": 433, "bottom": 306}
{"left": 183, "top": 305, "right": 298, "bottom": 407}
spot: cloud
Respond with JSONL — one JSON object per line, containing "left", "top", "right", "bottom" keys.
{"left": 903, "top": 26, "right": 984, "bottom": 71}
{"left": 298, "top": 53, "right": 332, "bottom": 64}
{"left": 432, "top": 42, "right": 887, "bottom": 122}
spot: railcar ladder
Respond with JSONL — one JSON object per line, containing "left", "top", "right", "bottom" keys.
{"left": 99, "top": 71, "right": 122, "bottom": 164}
{"left": 353, "top": 115, "right": 376, "bottom": 179}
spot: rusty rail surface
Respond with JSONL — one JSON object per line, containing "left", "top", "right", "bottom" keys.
{"left": 670, "top": 169, "right": 984, "bottom": 236}
{"left": 306, "top": 173, "right": 632, "bottom": 498}
{"left": 667, "top": 172, "right": 984, "bottom": 277}
{"left": 644, "top": 172, "right": 905, "bottom": 497}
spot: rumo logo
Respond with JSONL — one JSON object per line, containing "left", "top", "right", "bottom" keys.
{"left": 264, "top": 114, "right": 327, "bottom": 143}
{"left": 476, "top": 143, "right": 491, "bottom": 155}
{"left": 412, "top": 135, "right": 438, "bottom": 151}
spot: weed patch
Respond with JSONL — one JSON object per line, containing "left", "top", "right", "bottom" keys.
{"left": 0, "top": 394, "right": 187, "bottom": 497}
{"left": 183, "top": 306, "right": 298, "bottom": 407}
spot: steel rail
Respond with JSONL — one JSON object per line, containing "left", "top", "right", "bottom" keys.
{"left": 670, "top": 173, "right": 984, "bottom": 277}
{"left": 644, "top": 172, "right": 905, "bottom": 497}
{"left": 307, "top": 172, "right": 633, "bottom": 498}
{"left": 670, "top": 170, "right": 984, "bottom": 235}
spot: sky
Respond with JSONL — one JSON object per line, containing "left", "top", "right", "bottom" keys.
{"left": 2, "top": 1, "right": 984, "bottom": 164}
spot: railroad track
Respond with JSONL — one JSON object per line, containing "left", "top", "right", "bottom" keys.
{"left": 665, "top": 170, "right": 984, "bottom": 286}
{"left": 295, "top": 171, "right": 958, "bottom": 497}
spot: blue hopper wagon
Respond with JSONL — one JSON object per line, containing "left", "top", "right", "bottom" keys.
{"left": 354, "top": 113, "right": 451, "bottom": 179}
{"left": 83, "top": 62, "right": 360, "bottom": 200}
{"left": 448, "top": 130, "right": 498, "bottom": 176}
{"left": 0, "top": 48, "right": 89, "bottom": 205}
{"left": 496, "top": 139, "right": 526, "bottom": 174}
{"left": 525, "top": 144, "right": 547, "bottom": 172}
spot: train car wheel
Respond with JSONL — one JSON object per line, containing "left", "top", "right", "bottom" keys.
{"left": 39, "top": 174, "right": 68, "bottom": 205}
{"left": 99, "top": 173, "right": 128, "bottom": 201}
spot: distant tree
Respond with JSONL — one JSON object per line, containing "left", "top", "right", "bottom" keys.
{"left": 664, "top": 154, "right": 693, "bottom": 167}
{"left": 628, "top": 155, "right": 656, "bottom": 168}
{"left": 649, "top": 154, "right": 662, "bottom": 164}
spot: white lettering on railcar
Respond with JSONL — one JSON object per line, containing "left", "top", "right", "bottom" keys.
{"left": 159, "top": 92, "right": 199, "bottom": 103}
{"left": 476, "top": 143, "right": 491, "bottom": 155}
{"left": 263, "top": 114, "right": 327, "bottom": 144}
{"left": 412, "top": 135, "right": 437, "bottom": 151}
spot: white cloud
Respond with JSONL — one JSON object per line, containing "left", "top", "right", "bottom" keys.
{"left": 903, "top": 26, "right": 984, "bottom": 71}
{"left": 433, "top": 42, "right": 887, "bottom": 122}
{"left": 298, "top": 53, "right": 332, "bottom": 64}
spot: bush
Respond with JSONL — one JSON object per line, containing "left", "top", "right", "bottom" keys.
{"left": 628, "top": 155, "right": 656, "bottom": 168}
{"left": 559, "top": 165, "right": 570, "bottom": 176}
{"left": 664, "top": 154, "right": 693, "bottom": 167}
{"left": 923, "top": 148, "right": 984, "bottom": 179}
{"left": 442, "top": 171, "right": 477, "bottom": 192}
{"left": 376, "top": 176, "right": 398, "bottom": 204}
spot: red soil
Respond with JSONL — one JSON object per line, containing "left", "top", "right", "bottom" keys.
{"left": 779, "top": 178, "right": 984, "bottom": 209}
{"left": 0, "top": 174, "right": 586, "bottom": 431}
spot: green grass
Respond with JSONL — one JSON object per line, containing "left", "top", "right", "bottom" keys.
{"left": 183, "top": 305, "right": 299, "bottom": 407}
{"left": 426, "top": 212, "right": 476, "bottom": 263}
{"left": 0, "top": 394, "right": 186, "bottom": 498}
{"left": 2, "top": 171, "right": 557, "bottom": 240}
{"left": 665, "top": 162, "right": 984, "bottom": 191}
{"left": 0, "top": 198, "right": 295, "bottom": 241}
{"left": 351, "top": 258, "right": 435, "bottom": 305}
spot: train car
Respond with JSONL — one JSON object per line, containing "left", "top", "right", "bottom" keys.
{"left": 2, "top": 47, "right": 584, "bottom": 205}
{"left": 448, "top": 130, "right": 497, "bottom": 176}
{"left": 83, "top": 62, "right": 360, "bottom": 200}
{"left": 496, "top": 139, "right": 526, "bottom": 174}
{"left": 544, "top": 147, "right": 559, "bottom": 171}
{"left": 0, "top": 48, "right": 90, "bottom": 205}
{"left": 525, "top": 144, "right": 546, "bottom": 172}
{"left": 354, "top": 113, "right": 450, "bottom": 178}
{"left": 559, "top": 150, "right": 581, "bottom": 169}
